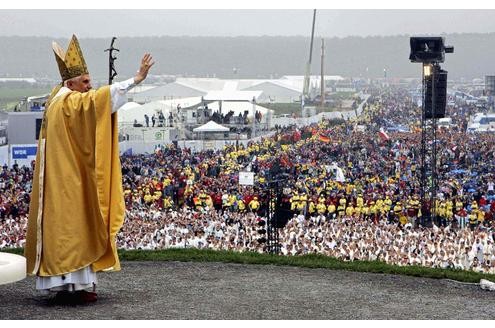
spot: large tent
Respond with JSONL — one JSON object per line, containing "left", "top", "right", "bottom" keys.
{"left": 117, "top": 102, "right": 143, "bottom": 123}
{"left": 193, "top": 120, "right": 229, "bottom": 133}
{"left": 193, "top": 120, "right": 230, "bottom": 141}
{"left": 118, "top": 97, "right": 203, "bottom": 125}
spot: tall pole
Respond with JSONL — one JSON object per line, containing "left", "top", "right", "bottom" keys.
{"left": 411, "top": 37, "right": 453, "bottom": 228}
{"left": 420, "top": 64, "right": 427, "bottom": 227}
{"left": 320, "top": 38, "right": 325, "bottom": 108}
{"left": 302, "top": 9, "right": 317, "bottom": 120}
{"left": 431, "top": 64, "right": 438, "bottom": 226}
{"left": 420, "top": 63, "right": 439, "bottom": 227}
{"left": 252, "top": 97, "right": 256, "bottom": 139}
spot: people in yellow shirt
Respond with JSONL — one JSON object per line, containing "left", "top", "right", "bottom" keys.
{"left": 308, "top": 200, "right": 316, "bottom": 215}
{"left": 383, "top": 196, "right": 392, "bottom": 215}
{"left": 469, "top": 200, "right": 478, "bottom": 230}
{"left": 237, "top": 199, "right": 246, "bottom": 212}
{"left": 163, "top": 195, "right": 173, "bottom": 210}
{"left": 362, "top": 202, "right": 370, "bottom": 219}
{"left": 316, "top": 200, "right": 327, "bottom": 215}
{"left": 327, "top": 202, "right": 336, "bottom": 220}
{"left": 477, "top": 209, "right": 485, "bottom": 225}
{"left": 393, "top": 201, "right": 402, "bottom": 224}
{"left": 445, "top": 199, "right": 454, "bottom": 225}
{"left": 249, "top": 196, "right": 260, "bottom": 212}
{"left": 297, "top": 192, "right": 308, "bottom": 214}
{"left": 143, "top": 190, "right": 154, "bottom": 204}
{"left": 337, "top": 197, "right": 346, "bottom": 217}
{"left": 290, "top": 192, "right": 300, "bottom": 211}
{"left": 345, "top": 204, "right": 354, "bottom": 217}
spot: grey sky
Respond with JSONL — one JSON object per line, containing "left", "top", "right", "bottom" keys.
{"left": 1, "top": 9, "right": 495, "bottom": 38}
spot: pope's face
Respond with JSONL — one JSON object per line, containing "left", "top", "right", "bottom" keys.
{"left": 67, "top": 74, "right": 92, "bottom": 93}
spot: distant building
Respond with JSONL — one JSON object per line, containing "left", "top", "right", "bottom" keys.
{"left": 0, "top": 77, "right": 37, "bottom": 84}
{"left": 242, "top": 81, "right": 301, "bottom": 103}
{"left": 130, "top": 77, "right": 352, "bottom": 105}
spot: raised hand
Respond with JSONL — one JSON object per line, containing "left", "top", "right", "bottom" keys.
{"left": 134, "top": 53, "right": 155, "bottom": 84}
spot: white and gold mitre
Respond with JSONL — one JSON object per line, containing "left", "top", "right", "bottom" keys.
{"left": 52, "top": 34, "right": 89, "bottom": 81}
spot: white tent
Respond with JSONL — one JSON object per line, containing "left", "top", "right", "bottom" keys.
{"left": 118, "top": 102, "right": 143, "bottom": 123}
{"left": 203, "top": 90, "right": 262, "bottom": 102}
{"left": 118, "top": 97, "right": 202, "bottom": 124}
{"left": 193, "top": 120, "right": 229, "bottom": 133}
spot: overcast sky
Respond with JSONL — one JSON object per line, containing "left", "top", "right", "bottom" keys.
{"left": 1, "top": 8, "right": 495, "bottom": 38}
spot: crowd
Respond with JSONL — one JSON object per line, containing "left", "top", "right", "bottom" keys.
{"left": 1, "top": 86, "right": 495, "bottom": 274}
{"left": 0, "top": 163, "right": 31, "bottom": 249}
{"left": 281, "top": 214, "right": 495, "bottom": 273}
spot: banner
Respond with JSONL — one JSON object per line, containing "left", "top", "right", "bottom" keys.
{"left": 10, "top": 144, "right": 37, "bottom": 168}
{"left": 239, "top": 171, "right": 255, "bottom": 186}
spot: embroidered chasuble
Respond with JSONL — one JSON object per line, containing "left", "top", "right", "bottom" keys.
{"left": 25, "top": 86, "right": 125, "bottom": 276}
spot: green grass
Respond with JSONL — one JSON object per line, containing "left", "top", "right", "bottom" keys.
{"left": 3, "top": 247, "right": 493, "bottom": 284}
{"left": 0, "top": 87, "right": 51, "bottom": 111}
{"left": 0, "top": 87, "right": 51, "bottom": 99}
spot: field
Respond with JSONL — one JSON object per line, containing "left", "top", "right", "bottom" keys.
{"left": 0, "top": 86, "right": 51, "bottom": 111}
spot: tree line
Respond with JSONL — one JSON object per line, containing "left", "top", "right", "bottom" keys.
{"left": 1, "top": 33, "right": 494, "bottom": 80}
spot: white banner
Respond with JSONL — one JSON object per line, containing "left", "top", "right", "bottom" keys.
{"left": 239, "top": 171, "right": 254, "bottom": 186}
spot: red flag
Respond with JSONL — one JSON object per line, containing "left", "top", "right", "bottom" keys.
{"left": 293, "top": 130, "right": 301, "bottom": 142}
{"left": 378, "top": 129, "right": 390, "bottom": 142}
{"left": 280, "top": 154, "right": 291, "bottom": 167}
{"left": 318, "top": 134, "right": 331, "bottom": 143}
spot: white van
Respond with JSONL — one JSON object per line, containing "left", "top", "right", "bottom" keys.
{"left": 467, "top": 123, "right": 480, "bottom": 133}
{"left": 470, "top": 112, "right": 485, "bottom": 124}
{"left": 477, "top": 114, "right": 495, "bottom": 132}
{"left": 438, "top": 117, "right": 453, "bottom": 129}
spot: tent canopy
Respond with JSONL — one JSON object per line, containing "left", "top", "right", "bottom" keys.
{"left": 193, "top": 120, "right": 230, "bottom": 133}
{"left": 203, "top": 90, "right": 262, "bottom": 102}
{"left": 118, "top": 97, "right": 202, "bottom": 124}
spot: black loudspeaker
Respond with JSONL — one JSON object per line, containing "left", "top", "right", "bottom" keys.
{"left": 425, "top": 67, "right": 448, "bottom": 119}
{"left": 272, "top": 208, "right": 293, "bottom": 228}
{"left": 410, "top": 37, "right": 446, "bottom": 63}
{"left": 269, "top": 158, "right": 281, "bottom": 178}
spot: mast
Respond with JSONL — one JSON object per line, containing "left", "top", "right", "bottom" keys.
{"left": 302, "top": 9, "right": 317, "bottom": 118}
{"left": 320, "top": 38, "right": 325, "bottom": 108}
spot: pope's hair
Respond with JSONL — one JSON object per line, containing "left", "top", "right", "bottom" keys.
{"left": 63, "top": 75, "right": 83, "bottom": 87}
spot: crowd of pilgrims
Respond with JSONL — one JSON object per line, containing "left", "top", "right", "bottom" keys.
{"left": 1, "top": 86, "right": 495, "bottom": 273}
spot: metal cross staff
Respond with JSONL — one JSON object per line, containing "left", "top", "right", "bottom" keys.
{"left": 104, "top": 37, "right": 119, "bottom": 85}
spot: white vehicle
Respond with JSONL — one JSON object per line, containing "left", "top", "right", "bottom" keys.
{"left": 466, "top": 123, "right": 480, "bottom": 133}
{"left": 470, "top": 112, "right": 485, "bottom": 124}
{"left": 467, "top": 113, "right": 495, "bottom": 132}
{"left": 437, "top": 117, "right": 453, "bottom": 129}
{"left": 476, "top": 114, "right": 495, "bottom": 132}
